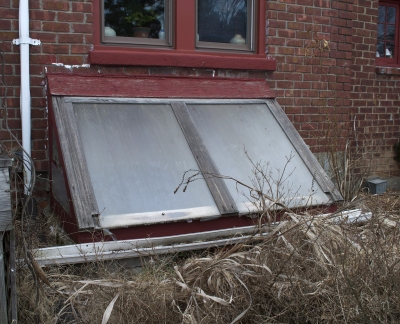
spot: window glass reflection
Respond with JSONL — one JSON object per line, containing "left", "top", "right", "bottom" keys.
{"left": 388, "top": 7, "right": 397, "bottom": 23}
{"left": 376, "top": 4, "right": 397, "bottom": 58}
{"left": 104, "top": 0, "right": 165, "bottom": 39}
{"left": 387, "top": 24, "right": 395, "bottom": 41}
{"left": 378, "top": 5, "right": 386, "bottom": 22}
{"left": 198, "top": 0, "right": 248, "bottom": 44}
{"left": 377, "top": 41, "right": 385, "bottom": 57}
{"left": 387, "top": 42, "right": 395, "bottom": 57}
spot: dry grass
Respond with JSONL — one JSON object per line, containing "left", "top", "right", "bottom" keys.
{"left": 16, "top": 192, "right": 400, "bottom": 324}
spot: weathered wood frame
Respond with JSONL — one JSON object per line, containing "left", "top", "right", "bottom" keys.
{"left": 52, "top": 97, "right": 99, "bottom": 229}
{"left": 51, "top": 97, "right": 342, "bottom": 230}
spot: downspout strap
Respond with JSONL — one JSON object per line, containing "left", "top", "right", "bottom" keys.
{"left": 12, "top": 38, "right": 41, "bottom": 46}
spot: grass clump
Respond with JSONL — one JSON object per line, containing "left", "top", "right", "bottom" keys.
{"left": 16, "top": 192, "right": 400, "bottom": 323}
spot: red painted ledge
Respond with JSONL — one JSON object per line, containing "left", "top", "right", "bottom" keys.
{"left": 89, "top": 48, "right": 276, "bottom": 71}
{"left": 46, "top": 74, "right": 275, "bottom": 99}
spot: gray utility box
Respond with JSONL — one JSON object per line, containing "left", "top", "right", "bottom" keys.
{"left": 367, "top": 178, "right": 387, "bottom": 194}
{"left": 0, "top": 156, "right": 12, "bottom": 232}
{"left": 0, "top": 155, "right": 12, "bottom": 324}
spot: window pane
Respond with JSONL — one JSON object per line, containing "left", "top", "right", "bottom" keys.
{"left": 186, "top": 103, "right": 331, "bottom": 212}
{"left": 387, "top": 24, "right": 396, "bottom": 41}
{"left": 104, "top": 0, "right": 166, "bottom": 39}
{"left": 388, "top": 6, "right": 397, "bottom": 23}
{"left": 386, "top": 42, "right": 395, "bottom": 57}
{"left": 73, "top": 103, "right": 218, "bottom": 217}
{"left": 378, "top": 5, "right": 386, "bottom": 23}
{"left": 198, "top": 0, "right": 248, "bottom": 44}
{"left": 377, "top": 41, "right": 384, "bottom": 57}
{"left": 377, "top": 23, "right": 385, "bottom": 41}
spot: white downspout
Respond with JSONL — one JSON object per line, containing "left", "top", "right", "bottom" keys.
{"left": 13, "top": 0, "right": 40, "bottom": 194}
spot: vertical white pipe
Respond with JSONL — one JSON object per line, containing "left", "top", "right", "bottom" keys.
{"left": 19, "top": 0, "right": 31, "bottom": 194}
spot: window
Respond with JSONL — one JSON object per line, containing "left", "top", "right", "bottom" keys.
{"left": 48, "top": 75, "right": 340, "bottom": 241}
{"left": 376, "top": 0, "right": 400, "bottom": 66}
{"left": 102, "top": 0, "right": 173, "bottom": 47}
{"left": 92, "top": 0, "right": 274, "bottom": 70}
{"left": 196, "top": 0, "right": 256, "bottom": 52}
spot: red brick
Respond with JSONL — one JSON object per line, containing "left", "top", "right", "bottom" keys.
{"left": 30, "top": 32, "right": 57, "bottom": 43}
{"left": 331, "top": 18, "right": 347, "bottom": 27}
{"left": 72, "top": 2, "right": 92, "bottom": 13}
{"left": 305, "top": 7, "right": 321, "bottom": 15}
{"left": 0, "top": 8, "right": 17, "bottom": 18}
{"left": 30, "top": 9, "right": 56, "bottom": 20}
{"left": 331, "top": 1, "right": 346, "bottom": 10}
{"left": 71, "top": 44, "right": 91, "bottom": 54}
{"left": 58, "top": 12, "right": 85, "bottom": 23}
{"left": 287, "top": 4, "right": 304, "bottom": 13}
{"left": 337, "top": 43, "right": 352, "bottom": 51}
{"left": 268, "top": 38, "right": 285, "bottom": 45}
{"left": 294, "top": 81, "right": 311, "bottom": 89}
{"left": 0, "top": 19, "right": 11, "bottom": 29}
{"left": 42, "top": 44, "right": 69, "bottom": 54}
{"left": 85, "top": 34, "right": 93, "bottom": 44}
{"left": 277, "top": 12, "right": 295, "bottom": 21}
{"left": 0, "top": 0, "right": 11, "bottom": 7}
{"left": 42, "top": 22, "right": 70, "bottom": 32}
{"left": 285, "top": 39, "right": 303, "bottom": 47}
{"left": 314, "top": 0, "right": 330, "bottom": 8}
{"left": 267, "top": 2, "right": 286, "bottom": 11}
{"left": 338, "top": 11, "right": 354, "bottom": 20}
{"left": 296, "top": 14, "right": 313, "bottom": 22}
{"left": 57, "top": 33, "right": 84, "bottom": 43}
{"left": 86, "top": 13, "right": 93, "bottom": 23}
{"left": 72, "top": 23, "right": 93, "bottom": 33}
{"left": 287, "top": 22, "right": 304, "bottom": 30}
{"left": 297, "top": 0, "right": 314, "bottom": 5}
{"left": 0, "top": 31, "right": 18, "bottom": 41}
{"left": 277, "top": 29, "right": 296, "bottom": 38}
{"left": 56, "top": 55, "right": 86, "bottom": 65}
{"left": 43, "top": 1, "right": 69, "bottom": 11}
{"left": 338, "top": 27, "right": 352, "bottom": 35}
{"left": 286, "top": 56, "right": 304, "bottom": 64}
{"left": 32, "top": 119, "right": 48, "bottom": 128}
{"left": 30, "top": 54, "right": 56, "bottom": 64}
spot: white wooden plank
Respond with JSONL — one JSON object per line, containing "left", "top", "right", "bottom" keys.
{"left": 33, "top": 209, "right": 370, "bottom": 266}
{"left": 0, "top": 166, "right": 12, "bottom": 232}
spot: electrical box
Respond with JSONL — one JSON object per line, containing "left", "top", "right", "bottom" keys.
{"left": 367, "top": 178, "right": 387, "bottom": 194}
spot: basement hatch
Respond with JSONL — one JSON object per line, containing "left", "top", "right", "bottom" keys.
{"left": 48, "top": 74, "right": 341, "bottom": 243}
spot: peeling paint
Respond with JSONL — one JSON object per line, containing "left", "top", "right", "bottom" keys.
{"left": 51, "top": 63, "right": 90, "bottom": 69}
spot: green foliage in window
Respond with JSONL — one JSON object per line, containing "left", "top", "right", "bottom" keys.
{"left": 104, "top": 0, "right": 163, "bottom": 37}
{"left": 125, "top": 9, "right": 157, "bottom": 27}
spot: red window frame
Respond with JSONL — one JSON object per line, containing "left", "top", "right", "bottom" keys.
{"left": 90, "top": 0, "right": 276, "bottom": 71}
{"left": 376, "top": 0, "right": 400, "bottom": 67}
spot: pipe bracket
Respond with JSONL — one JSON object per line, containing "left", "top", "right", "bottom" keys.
{"left": 12, "top": 37, "right": 41, "bottom": 46}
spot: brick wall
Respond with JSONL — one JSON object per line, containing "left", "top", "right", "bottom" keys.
{"left": 0, "top": 0, "right": 93, "bottom": 171}
{"left": 266, "top": 0, "right": 400, "bottom": 178}
{"left": 0, "top": 0, "right": 399, "bottom": 179}
{"left": 352, "top": 0, "right": 400, "bottom": 177}
{"left": 266, "top": 0, "right": 354, "bottom": 153}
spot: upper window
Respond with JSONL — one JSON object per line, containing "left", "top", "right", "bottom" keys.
{"left": 93, "top": 1, "right": 275, "bottom": 70}
{"left": 376, "top": 0, "right": 400, "bottom": 66}
{"left": 102, "top": 0, "right": 173, "bottom": 47}
{"left": 196, "top": 0, "right": 256, "bottom": 52}
{"left": 100, "top": 0, "right": 257, "bottom": 53}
